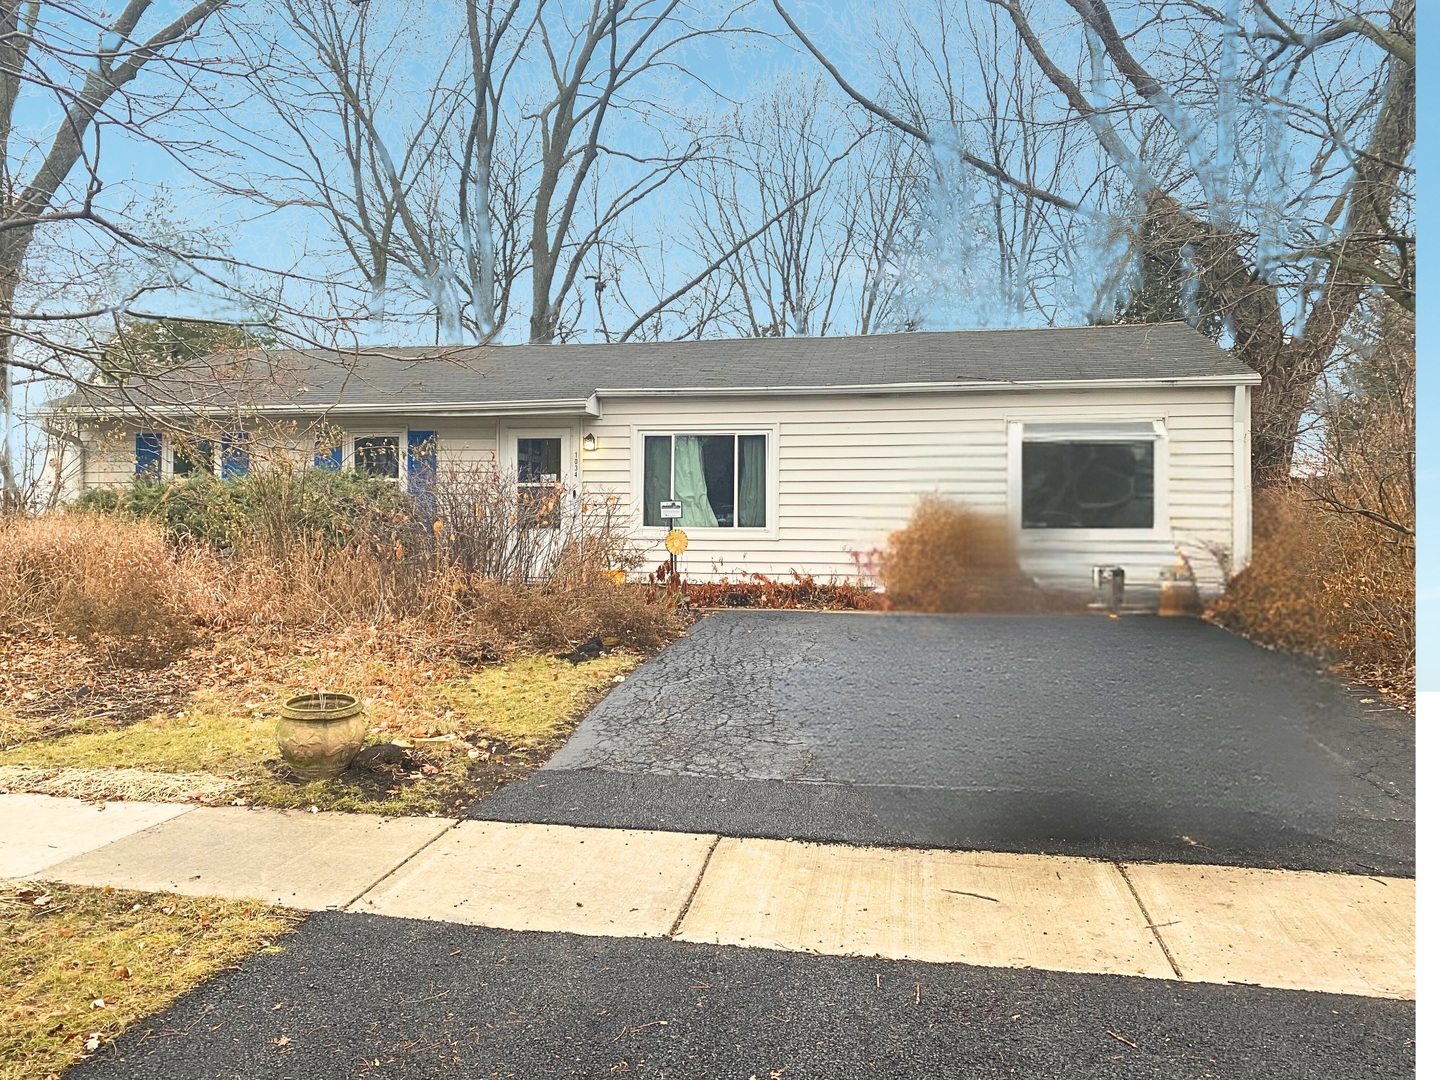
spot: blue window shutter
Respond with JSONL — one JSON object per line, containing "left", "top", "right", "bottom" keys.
{"left": 135, "top": 433, "right": 161, "bottom": 479}
{"left": 313, "top": 434, "right": 343, "bottom": 471}
{"left": 221, "top": 434, "right": 249, "bottom": 479}
{"left": 407, "top": 430, "right": 437, "bottom": 500}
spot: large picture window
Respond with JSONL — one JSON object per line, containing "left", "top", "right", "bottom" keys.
{"left": 643, "top": 433, "right": 767, "bottom": 528}
{"left": 1022, "top": 440, "right": 1155, "bottom": 529}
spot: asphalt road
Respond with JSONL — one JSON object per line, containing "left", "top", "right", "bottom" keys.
{"left": 71, "top": 912, "right": 1415, "bottom": 1080}
{"left": 477, "top": 612, "right": 1414, "bottom": 875}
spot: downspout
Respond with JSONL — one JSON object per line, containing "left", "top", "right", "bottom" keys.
{"left": 1232, "top": 384, "right": 1252, "bottom": 575}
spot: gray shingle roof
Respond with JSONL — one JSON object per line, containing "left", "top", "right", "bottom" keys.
{"left": 57, "top": 323, "right": 1256, "bottom": 414}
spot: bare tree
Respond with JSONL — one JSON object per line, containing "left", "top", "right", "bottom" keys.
{"left": 521, "top": 0, "right": 748, "bottom": 343}
{"left": 681, "top": 76, "right": 898, "bottom": 337}
{"left": 459, "top": 0, "right": 541, "bottom": 341}
{"left": 0, "top": 0, "right": 236, "bottom": 503}
{"left": 1301, "top": 295, "right": 1413, "bottom": 538}
{"left": 232, "top": 0, "right": 753, "bottom": 346}
{"left": 229, "top": 1, "right": 495, "bottom": 340}
{"left": 775, "top": 0, "right": 1415, "bottom": 484}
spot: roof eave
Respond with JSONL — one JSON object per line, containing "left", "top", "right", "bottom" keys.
{"left": 44, "top": 395, "right": 603, "bottom": 420}
{"left": 41, "top": 374, "right": 1259, "bottom": 420}
{"left": 594, "top": 373, "right": 1261, "bottom": 397}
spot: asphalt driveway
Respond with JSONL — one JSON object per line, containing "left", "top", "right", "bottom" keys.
{"left": 478, "top": 612, "right": 1414, "bottom": 875}
{"left": 72, "top": 913, "right": 1414, "bottom": 1080}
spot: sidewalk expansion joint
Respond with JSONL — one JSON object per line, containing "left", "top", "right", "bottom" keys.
{"left": 342, "top": 818, "right": 464, "bottom": 912}
{"left": 1116, "top": 862, "right": 1183, "bottom": 980}
{"left": 667, "top": 834, "right": 721, "bottom": 938}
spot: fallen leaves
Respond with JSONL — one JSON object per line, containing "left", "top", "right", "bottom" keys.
{"left": 0, "top": 633, "right": 199, "bottom": 741}
{"left": 2, "top": 883, "right": 296, "bottom": 1075}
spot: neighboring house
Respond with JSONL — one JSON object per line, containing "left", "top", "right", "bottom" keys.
{"left": 45, "top": 323, "right": 1259, "bottom": 606}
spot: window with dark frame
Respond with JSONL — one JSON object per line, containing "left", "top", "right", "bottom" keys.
{"left": 353, "top": 435, "right": 401, "bottom": 480}
{"left": 171, "top": 438, "right": 216, "bottom": 478}
{"left": 1021, "top": 440, "right": 1155, "bottom": 529}
{"left": 642, "top": 433, "right": 767, "bottom": 529}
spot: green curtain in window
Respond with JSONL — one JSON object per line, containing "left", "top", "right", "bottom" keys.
{"left": 673, "top": 436, "right": 718, "bottom": 527}
{"left": 643, "top": 436, "right": 672, "bottom": 527}
{"left": 737, "top": 434, "right": 765, "bottom": 527}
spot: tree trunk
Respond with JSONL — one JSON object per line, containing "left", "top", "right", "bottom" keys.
{"left": 1252, "top": 0, "right": 1416, "bottom": 486}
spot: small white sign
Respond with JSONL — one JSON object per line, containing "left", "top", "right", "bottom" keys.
{"left": 659, "top": 500, "right": 682, "bottom": 519}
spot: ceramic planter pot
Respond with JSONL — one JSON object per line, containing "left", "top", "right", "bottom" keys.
{"left": 276, "top": 693, "right": 367, "bottom": 780}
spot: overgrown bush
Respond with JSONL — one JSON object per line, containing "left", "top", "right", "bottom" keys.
{"left": 0, "top": 514, "right": 196, "bottom": 665}
{"left": 8, "top": 462, "right": 682, "bottom": 668}
{"left": 76, "top": 469, "right": 413, "bottom": 554}
{"left": 464, "top": 579, "right": 682, "bottom": 653}
{"left": 418, "top": 462, "right": 642, "bottom": 587}
{"left": 877, "top": 496, "right": 1065, "bottom": 613}
{"left": 1207, "top": 487, "right": 1414, "bottom": 704}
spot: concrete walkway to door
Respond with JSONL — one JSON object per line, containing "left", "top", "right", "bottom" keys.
{"left": 476, "top": 612, "right": 1415, "bottom": 876}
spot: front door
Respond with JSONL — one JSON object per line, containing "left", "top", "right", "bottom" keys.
{"left": 504, "top": 426, "right": 575, "bottom": 528}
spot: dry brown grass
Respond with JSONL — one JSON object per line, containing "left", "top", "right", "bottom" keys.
{"left": 0, "top": 882, "right": 295, "bottom": 1079}
{"left": 0, "top": 508, "right": 683, "bottom": 814}
{"left": 1208, "top": 487, "right": 1414, "bottom": 706}
{"left": 878, "top": 497, "right": 1073, "bottom": 613}
{"left": 0, "top": 516, "right": 195, "bottom": 666}
{"left": 0, "top": 765, "right": 242, "bottom": 804}
{"left": 0, "top": 511, "right": 684, "bottom": 666}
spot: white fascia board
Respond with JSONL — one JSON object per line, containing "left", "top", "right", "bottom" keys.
{"left": 593, "top": 373, "right": 1261, "bottom": 398}
{"left": 48, "top": 397, "right": 602, "bottom": 420}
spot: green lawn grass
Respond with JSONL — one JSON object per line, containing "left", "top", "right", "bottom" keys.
{"left": 0, "top": 653, "right": 637, "bottom": 815}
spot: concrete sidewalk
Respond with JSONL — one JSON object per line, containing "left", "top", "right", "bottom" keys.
{"left": 3, "top": 793, "right": 1414, "bottom": 1000}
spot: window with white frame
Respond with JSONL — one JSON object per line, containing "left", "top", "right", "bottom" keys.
{"left": 642, "top": 432, "right": 767, "bottom": 529}
{"left": 166, "top": 434, "right": 248, "bottom": 480}
{"left": 1018, "top": 422, "right": 1163, "bottom": 530}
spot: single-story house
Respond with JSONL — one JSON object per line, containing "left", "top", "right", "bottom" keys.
{"left": 45, "top": 322, "right": 1259, "bottom": 606}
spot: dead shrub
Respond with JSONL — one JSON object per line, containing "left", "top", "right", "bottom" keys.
{"left": 878, "top": 497, "right": 1062, "bottom": 613}
{"left": 182, "top": 541, "right": 446, "bottom": 633}
{"left": 682, "top": 572, "right": 884, "bottom": 610}
{"left": 0, "top": 513, "right": 196, "bottom": 665}
{"left": 1207, "top": 487, "right": 1414, "bottom": 705}
{"left": 6, "top": 462, "right": 683, "bottom": 669}
{"left": 467, "top": 578, "right": 683, "bottom": 653}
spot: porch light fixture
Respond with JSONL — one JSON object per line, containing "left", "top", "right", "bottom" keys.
{"left": 582, "top": 433, "right": 598, "bottom": 451}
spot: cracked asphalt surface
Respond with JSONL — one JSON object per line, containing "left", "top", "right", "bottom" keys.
{"left": 71, "top": 913, "right": 1415, "bottom": 1080}
{"left": 478, "top": 612, "right": 1414, "bottom": 875}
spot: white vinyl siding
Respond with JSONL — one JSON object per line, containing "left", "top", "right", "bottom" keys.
{"left": 578, "top": 386, "right": 1240, "bottom": 599}
{"left": 65, "top": 383, "right": 1245, "bottom": 605}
